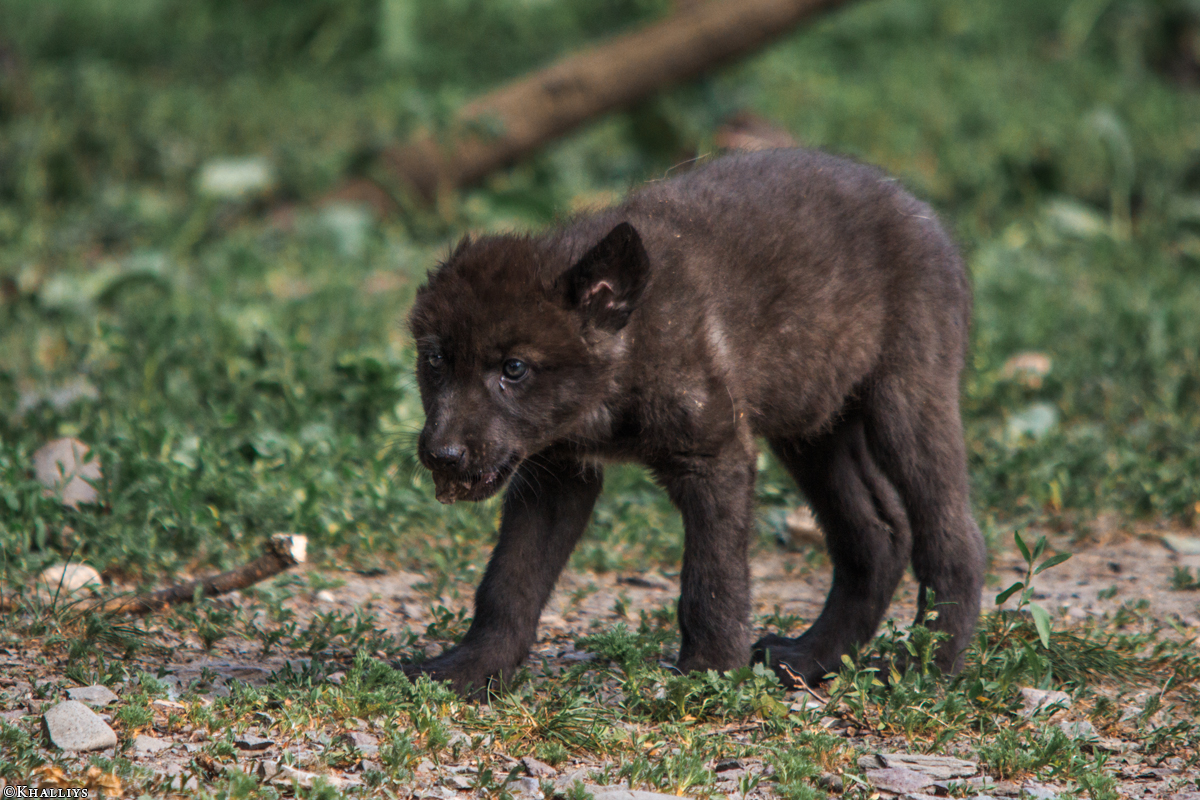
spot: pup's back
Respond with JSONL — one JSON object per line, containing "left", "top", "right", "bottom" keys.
{"left": 547, "top": 149, "right": 971, "bottom": 441}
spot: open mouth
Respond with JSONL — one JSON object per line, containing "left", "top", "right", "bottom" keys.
{"left": 431, "top": 455, "right": 521, "bottom": 504}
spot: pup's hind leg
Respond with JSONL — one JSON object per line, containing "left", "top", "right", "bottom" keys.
{"left": 753, "top": 418, "right": 913, "bottom": 685}
{"left": 401, "top": 453, "right": 602, "bottom": 694}
{"left": 863, "top": 378, "right": 985, "bottom": 674}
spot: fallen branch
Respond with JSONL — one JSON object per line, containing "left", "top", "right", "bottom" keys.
{"left": 380, "top": 0, "right": 849, "bottom": 200}
{"left": 0, "top": 534, "right": 307, "bottom": 616}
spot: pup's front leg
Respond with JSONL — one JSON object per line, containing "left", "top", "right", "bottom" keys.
{"left": 403, "top": 455, "right": 602, "bottom": 694}
{"left": 658, "top": 446, "right": 756, "bottom": 673}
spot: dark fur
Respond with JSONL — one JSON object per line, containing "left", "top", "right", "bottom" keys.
{"left": 405, "top": 149, "right": 986, "bottom": 693}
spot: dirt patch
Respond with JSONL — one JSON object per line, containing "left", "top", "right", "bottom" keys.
{"left": 1, "top": 526, "right": 1198, "bottom": 798}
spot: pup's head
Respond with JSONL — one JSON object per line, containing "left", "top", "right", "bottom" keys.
{"left": 408, "top": 222, "right": 648, "bottom": 503}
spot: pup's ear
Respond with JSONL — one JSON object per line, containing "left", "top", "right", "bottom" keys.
{"left": 557, "top": 222, "right": 649, "bottom": 332}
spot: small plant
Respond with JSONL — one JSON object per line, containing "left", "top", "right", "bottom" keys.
{"left": 995, "top": 531, "right": 1072, "bottom": 648}
{"left": 115, "top": 696, "right": 154, "bottom": 733}
{"left": 1169, "top": 566, "right": 1200, "bottom": 591}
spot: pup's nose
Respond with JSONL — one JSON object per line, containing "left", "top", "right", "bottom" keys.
{"left": 427, "top": 443, "right": 468, "bottom": 470}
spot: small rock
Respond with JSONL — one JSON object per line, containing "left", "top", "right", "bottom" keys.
{"left": 864, "top": 767, "right": 935, "bottom": 794}
{"left": 858, "top": 753, "right": 976, "bottom": 780}
{"left": 592, "top": 789, "right": 690, "bottom": 800}
{"left": 67, "top": 685, "right": 119, "bottom": 708}
{"left": 132, "top": 734, "right": 172, "bottom": 755}
{"left": 510, "top": 776, "right": 545, "bottom": 799}
{"left": 1058, "top": 719, "right": 1097, "bottom": 740}
{"left": 258, "top": 760, "right": 281, "bottom": 780}
{"left": 1019, "top": 688, "right": 1071, "bottom": 718}
{"left": 315, "top": 589, "right": 337, "bottom": 603}
{"left": 818, "top": 773, "right": 843, "bottom": 792}
{"left": 1021, "top": 781, "right": 1058, "bottom": 800}
{"left": 234, "top": 733, "right": 274, "bottom": 751}
{"left": 42, "top": 700, "right": 118, "bottom": 752}
{"left": 33, "top": 438, "right": 103, "bottom": 508}
{"left": 1160, "top": 533, "right": 1200, "bottom": 555}
{"left": 521, "top": 756, "right": 557, "bottom": 778}
{"left": 275, "top": 764, "right": 347, "bottom": 789}
{"left": 1002, "top": 352, "right": 1052, "bottom": 388}
{"left": 197, "top": 157, "right": 276, "bottom": 200}
{"left": 554, "top": 768, "right": 591, "bottom": 794}
{"left": 327, "top": 671, "right": 346, "bottom": 686}
{"left": 340, "top": 731, "right": 379, "bottom": 756}
{"left": 714, "top": 758, "right": 744, "bottom": 773}
{"left": 38, "top": 563, "right": 101, "bottom": 596}
{"left": 416, "top": 758, "right": 436, "bottom": 773}
{"left": 360, "top": 760, "right": 381, "bottom": 773}
{"left": 444, "top": 775, "right": 473, "bottom": 790}
{"left": 1007, "top": 403, "right": 1058, "bottom": 440}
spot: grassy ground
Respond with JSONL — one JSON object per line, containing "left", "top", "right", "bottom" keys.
{"left": 1, "top": 0, "right": 1200, "bottom": 796}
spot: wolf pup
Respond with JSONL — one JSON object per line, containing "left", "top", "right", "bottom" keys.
{"left": 405, "top": 148, "right": 986, "bottom": 693}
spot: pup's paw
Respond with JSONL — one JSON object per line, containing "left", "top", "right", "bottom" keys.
{"left": 750, "top": 633, "right": 841, "bottom": 688}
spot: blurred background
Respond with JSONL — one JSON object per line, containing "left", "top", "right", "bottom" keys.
{"left": 1, "top": 0, "right": 1198, "bottom": 584}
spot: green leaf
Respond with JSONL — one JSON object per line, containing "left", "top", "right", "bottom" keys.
{"left": 1030, "top": 603, "right": 1052, "bottom": 648}
{"left": 1034, "top": 552, "right": 1072, "bottom": 575}
{"left": 995, "top": 581, "right": 1025, "bottom": 605}
{"left": 1032, "top": 535, "right": 1047, "bottom": 563}
{"left": 1015, "top": 531, "right": 1031, "bottom": 564}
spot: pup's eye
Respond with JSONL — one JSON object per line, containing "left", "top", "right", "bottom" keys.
{"left": 502, "top": 359, "right": 529, "bottom": 381}
{"left": 426, "top": 352, "right": 445, "bottom": 370}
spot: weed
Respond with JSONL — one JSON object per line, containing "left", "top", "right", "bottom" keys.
{"left": 1170, "top": 566, "right": 1200, "bottom": 591}
{"left": 995, "top": 530, "right": 1073, "bottom": 648}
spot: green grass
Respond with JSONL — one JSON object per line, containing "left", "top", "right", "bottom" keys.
{"left": 3, "top": 0, "right": 1200, "bottom": 795}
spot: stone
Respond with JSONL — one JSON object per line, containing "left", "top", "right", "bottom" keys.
{"left": 592, "top": 790, "right": 691, "bottom": 800}
{"left": 42, "top": 700, "right": 118, "bottom": 752}
{"left": 1021, "top": 781, "right": 1058, "bottom": 800}
{"left": 521, "top": 756, "right": 557, "bottom": 778}
{"left": 864, "top": 767, "right": 936, "bottom": 794}
{"left": 1007, "top": 403, "right": 1058, "bottom": 440}
{"left": 1019, "top": 688, "right": 1071, "bottom": 718}
{"left": 315, "top": 589, "right": 336, "bottom": 603}
{"left": 132, "top": 734, "right": 172, "bottom": 755}
{"left": 1002, "top": 352, "right": 1052, "bottom": 387}
{"left": 1160, "top": 533, "right": 1200, "bottom": 555}
{"left": 1058, "top": 719, "right": 1097, "bottom": 740}
{"left": 511, "top": 776, "right": 545, "bottom": 799}
{"left": 554, "top": 768, "right": 592, "bottom": 794}
{"left": 197, "top": 157, "right": 276, "bottom": 200}
{"left": 38, "top": 563, "right": 101, "bottom": 596}
{"left": 234, "top": 733, "right": 274, "bottom": 751}
{"left": 714, "top": 758, "right": 743, "bottom": 772}
{"left": 818, "top": 773, "right": 843, "bottom": 792}
{"left": 858, "top": 753, "right": 977, "bottom": 780}
{"left": 67, "top": 685, "right": 119, "bottom": 708}
{"left": 340, "top": 731, "right": 379, "bottom": 757}
{"left": 33, "top": 438, "right": 102, "bottom": 508}
{"left": 274, "top": 764, "right": 347, "bottom": 789}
